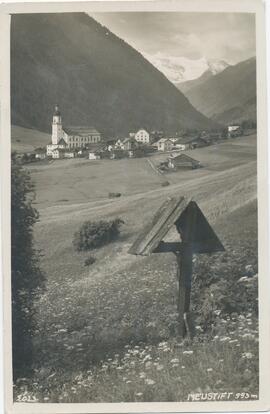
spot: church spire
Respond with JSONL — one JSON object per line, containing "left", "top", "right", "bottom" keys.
{"left": 54, "top": 104, "right": 61, "bottom": 116}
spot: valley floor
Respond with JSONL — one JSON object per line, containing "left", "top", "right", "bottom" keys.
{"left": 14, "top": 134, "right": 258, "bottom": 403}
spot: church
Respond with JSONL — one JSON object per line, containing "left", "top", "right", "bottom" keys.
{"left": 46, "top": 105, "right": 102, "bottom": 156}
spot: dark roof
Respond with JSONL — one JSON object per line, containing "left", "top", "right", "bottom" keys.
{"left": 58, "top": 138, "right": 67, "bottom": 146}
{"left": 88, "top": 143, "right": 107, "bottom": 152}
{"left": 170, "top": 153, "right": 200, "bottom": 165}
{"left": 63, "top": 126, "right": 101, "bottom": 137}
{"left": 176, "top": 136, "right": 200, "bottom": 145}
{"left": 34, "top": 147, "right": 46, "bottom": 153}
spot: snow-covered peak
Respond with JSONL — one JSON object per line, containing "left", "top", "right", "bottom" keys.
{"left": 207, "top": 59, "right": 230, "bottom": 75}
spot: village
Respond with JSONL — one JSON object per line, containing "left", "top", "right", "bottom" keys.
{"left": 17, "top": 104, "right": 256, "bottom": 173}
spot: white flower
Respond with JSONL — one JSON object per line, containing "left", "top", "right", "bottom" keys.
{"left": 170, "top": 358, "right": 179, "bottom": 364}
{"left": 145, "top": 361, "right": 152, "bottom": 369}
{"left": 219, "top": 336, "right": 231, "bottom": 342}
{"left": 145, "top": 378, "right": 155, "bottom": 385}
{"left": 242, "top": 352, "right": 254, "bottom": 359}
{"left": 207, "top": 368, "right": 213, "bottom": 372}
{"left": 183, "top": 350, "right": 193, "bottom": 355}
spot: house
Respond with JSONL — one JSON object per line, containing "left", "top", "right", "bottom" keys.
{"left": 51, "top": 148, "right": 65, "bottom": 159}
{"left": 150, "top": 130, "right": 164, "bottom": 143}
{"left": 168, "top": 137, "right": 179, "bottom": 144}
{"left": 34, "top": 148, "right": 46, "bottom": 160}
{"left": 157, "top": 138, "right": 174, "bottom": 151}
{"left": 88, "top": 143, "right": 107, "bottom": 160}
{"left": 115, "top": 137, "right": 137, "bottom": 151}
{"left": 173, "top": 137, "right": 193, "bottom": 151}
{"left": 228, "top": 125, "right": 242, "bottom": 138}
{"left": 168, "top": 153, "right": 201, "bottom": 169}
{"left": 64, "top": 150, "right": 76, "bottom": 158}
{"left": 89, "top": 152, "right": 101, "bottom": 160}
{"left": 47, "top": 138, "right": 67, "bottom": 156}
{"left": 47, "top": 105, "right": 102, "bottom": 155}
{"left": 134, "top": 129, "right": 150, "bottom": 144}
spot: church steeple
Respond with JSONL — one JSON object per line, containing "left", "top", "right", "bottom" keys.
{"left": 52, "top": 104, "right": 63, "bottom": 144}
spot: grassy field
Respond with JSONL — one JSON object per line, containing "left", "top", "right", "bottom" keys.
{"left": 14, "top": 134, "right": 258, "bottom": 403}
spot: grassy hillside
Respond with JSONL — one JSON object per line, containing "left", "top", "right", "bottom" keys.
{"left": 11, "top": 125, "right": 50, "bottom": 153}
{"left": 184, "top": 57, "right": 256, "bottom": 125}
{"left": 11, "top": 13, "right": 216, "bottom": 137}
{"left": 14, "top": 135, "right": 258, "bottom": 402}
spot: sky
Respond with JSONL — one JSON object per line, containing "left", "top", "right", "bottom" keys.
{"left": 90, "top": 12, "right": 256, "bottom": 83}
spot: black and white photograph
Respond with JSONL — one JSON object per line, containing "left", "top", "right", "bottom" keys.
{"left": 1, "top": 0, "right": 269, "bottom": 412}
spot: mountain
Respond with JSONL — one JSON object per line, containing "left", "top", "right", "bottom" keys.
{"left": 11, "top": 13, "right": 217, "bottom": 138}
{"left": 177, "top": 60, "right": 230, "bottom": 94}
{"left": 181, "top": 57, "right": 256, "bottom": 125}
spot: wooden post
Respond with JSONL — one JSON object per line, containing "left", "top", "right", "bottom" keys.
{"left": 176, "top": 244, "right": 193, "bottom": 337}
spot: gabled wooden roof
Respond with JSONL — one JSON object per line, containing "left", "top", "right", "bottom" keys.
{"left": 128, "top": 197, "right": 189, "bottom": 255}
{"left": 129, "top": 196, "right": 224, "bottom": 256}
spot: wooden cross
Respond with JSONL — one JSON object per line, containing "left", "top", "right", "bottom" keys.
{"left": 128, "top": 196, "right": 225, "bottom": 338}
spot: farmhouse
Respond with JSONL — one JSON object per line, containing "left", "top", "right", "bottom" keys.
{"left": 133, "top": 129, "right": 150, "bottom": 144}
{"left": 51, "top": 148, "right": 65, "bottom": 159}
{"left": 168, "top": 153, "right": 201, "bottom": 169}
{"left": 34, "top": 148, "right": 46, "bottom": 159}
{"left": 157, "top": 138, "right": 174, "bottom": 151}
{"left": 47, "top": 105, "right": 102, "bottom": 155}
{"left": 88, "top": 143, "right": 107, "bottom": 160}
{"left": 228, "top": 125, "right": 242, "bottom": 138}
{"left": 114, "top": 137, "right": 138, "bottom": 151}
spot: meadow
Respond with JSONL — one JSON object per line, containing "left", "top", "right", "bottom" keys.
{"left": 13, "top": 134, "right": 258, "bottom": 402}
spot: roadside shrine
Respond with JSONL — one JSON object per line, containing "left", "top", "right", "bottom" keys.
{"left": 128, "top": 196, "right": 225, "bottom": 338}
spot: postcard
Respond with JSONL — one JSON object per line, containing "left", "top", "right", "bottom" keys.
{"left": 0, "top": 0, "right": 269, "bottom": 413}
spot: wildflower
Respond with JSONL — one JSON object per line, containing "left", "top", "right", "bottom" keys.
{"left": 219, "top": 336, "right": 231, "bottom": 342}
{"left": 183, "top": 350, "right": 193, "bottom": 355}
{"left": 145, "top": 378, "right": 155, "bottom": 385}
{"left": 229, "top": 339, "right": 238, "bottom": 344}
{"left": 139, "top": 372, "right": 146, "bottom": 379}
{"left": 170, "top": 358, "right": 179, "bottom": 364}
{"left": 136, "top": 392, "right": 143, "bottom": 397}
{"left": 207, "top": 368, "right": 213, "bottom": 372}
{"left": 172, "top": 364, "right": 179, "bottom": 368}
{"left": 242, "top": 352, "right": 254, "bottom": 359}
{"left": 195, "top": 325, "right": 203, "bottom": 332}
{"left": 145, "top": 361, "right": 152, "bottom": 369}
{"left": 126, "top": 380, "right": 132, "bottom": 384}
{"left": 181, "top": 366, "right": 185, "bottom": 369}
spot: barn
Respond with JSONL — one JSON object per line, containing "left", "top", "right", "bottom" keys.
{"left": 168, "top": 153, "right": 201, "bottom": 170}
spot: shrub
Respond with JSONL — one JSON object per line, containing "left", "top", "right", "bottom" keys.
{"left": 73, "top": 218, "right": 124, "bottom": 251}
{"left": 109, "top": 192, "right": 121, "bottom": 198}
{"left": 84, "top": 256, "right": 96, "bottom": 266}
{"left": 161, "top": 181, "right": 170, "bottom": 187}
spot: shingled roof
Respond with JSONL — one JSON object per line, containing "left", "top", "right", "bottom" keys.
{"left": 63, "top": 126, "right": 101, "bottom": 137}
{"left": 169, "top": 153, "right": 200, "bottom": 166}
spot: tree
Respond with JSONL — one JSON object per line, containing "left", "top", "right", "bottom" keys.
{"left": 11, "top": 153, "right": 46, "bottom": 379}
